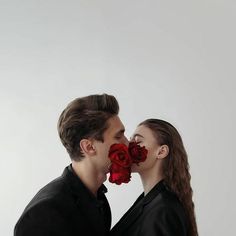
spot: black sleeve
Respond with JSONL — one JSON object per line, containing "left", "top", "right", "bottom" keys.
{"left": 138, "top": 206, "right": 187, "bottom": 236}
{"left": 14, "top": 200, "right": 72, "bottom": 236}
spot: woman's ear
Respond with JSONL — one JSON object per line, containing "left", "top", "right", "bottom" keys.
{"left": 156, "top": 145, "right": 169, "bottom": 159}
{"left": 80, "top": 139, "right": 96, "bottom": 156}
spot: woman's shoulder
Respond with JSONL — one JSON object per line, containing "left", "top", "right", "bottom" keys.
{"left": 143, "top": 186, "right": 187, "bottom": 225}
{"left": 138, "top": 186, "right": 188, "bottom": 236}
{"left": 147, "top": 184, "right": 185, "bottom": 214}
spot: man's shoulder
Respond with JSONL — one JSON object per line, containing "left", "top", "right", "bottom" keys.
{"left": 14, "top": 166, "right": 101, "bottom": 236}
{"left": 14, "top": 188, "right": 77, "bottom": 236}
{"left": 23, "top": 166, "right": 76, "bottom": 212}
{"left": 25, "top": 178, "right": 64, "bottom": 209}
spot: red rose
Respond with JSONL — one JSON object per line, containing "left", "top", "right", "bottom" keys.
{"left": 109, "top": 143, "right": 132, "bottom": 168}
{"left": 128, "top": 142, "right": 148, "bottom": 164}
{"left": 109, "top": 163, "right": 131, "bottom": 185}
{"left": 108, "top": 143, "right": 147, "bottom": 185}
{"left": 108, "top": 143, "right": 132, "bottom": 185}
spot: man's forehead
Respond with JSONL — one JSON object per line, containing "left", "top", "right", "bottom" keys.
{"left": 108, "top": 116, "right": 125, "bottom": 131}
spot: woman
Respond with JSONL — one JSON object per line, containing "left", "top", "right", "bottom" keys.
{"left": 110, "top": 119, "right": 198, "bottom": 236}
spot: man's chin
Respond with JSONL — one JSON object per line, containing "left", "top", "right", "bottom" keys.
{"left": 102, "top": 174, "right": 108, "bottom": 183}
{"left": 131, "top": 164, "right": 140, "bottom": 173}
{"left": 104, "top": 164, "right": 111, "bottom": 175}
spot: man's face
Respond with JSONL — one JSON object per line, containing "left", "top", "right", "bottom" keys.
{"left": 92, "top": 115, "right": 128, "bottom": 174}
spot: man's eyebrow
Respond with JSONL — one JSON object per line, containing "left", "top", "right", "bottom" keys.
{"left": 115, "top": 128, "right": 125, "bottom": 135}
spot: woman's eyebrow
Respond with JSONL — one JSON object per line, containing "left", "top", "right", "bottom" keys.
{"left": 133, "top": 134, "right": 144, "bottom": 139}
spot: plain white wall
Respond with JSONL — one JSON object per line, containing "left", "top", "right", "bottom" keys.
{"left": 1, "top": 0, "right": 235, "bottom": 235}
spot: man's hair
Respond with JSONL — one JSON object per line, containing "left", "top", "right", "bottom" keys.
{"left": 57, "top": 94, "right": 119, "bottom": 161}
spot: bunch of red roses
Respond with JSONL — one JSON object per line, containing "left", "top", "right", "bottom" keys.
{"left": 108, "top": 142, "right": 148, "bottom": 185}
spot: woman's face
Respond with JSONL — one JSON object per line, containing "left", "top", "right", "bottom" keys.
{"left": 131, "top": 125, "right": 159, "bottom": 173}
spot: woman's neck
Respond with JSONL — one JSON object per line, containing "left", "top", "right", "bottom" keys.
{"left": 139, "top": 167, "right": 164, "bottom": 196}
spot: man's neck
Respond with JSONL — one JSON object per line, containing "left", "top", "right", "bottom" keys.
{"left": 71, "top": 161, "right": 105, "bottom": 197}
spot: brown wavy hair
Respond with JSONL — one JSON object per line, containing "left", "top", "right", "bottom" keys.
{"left": 139, "top": 119, "right": 198, "bottom": 236}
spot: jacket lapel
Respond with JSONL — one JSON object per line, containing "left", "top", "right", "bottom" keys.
{"left": 111, "top": 180, "right": 166, "bottom": 235}
{"left": 111, "top": 193, "right": 144, "bottom": 235}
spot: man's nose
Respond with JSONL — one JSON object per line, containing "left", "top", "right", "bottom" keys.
{"left": 122, "top": 136, "right": 129, "bottom": 146}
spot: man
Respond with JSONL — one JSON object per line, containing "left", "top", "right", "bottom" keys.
{"left": 14, "top": 93, "right": 128, "bottom": 236}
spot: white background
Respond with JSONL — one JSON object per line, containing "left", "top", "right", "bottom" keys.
{"left": 0, "top": 1, "right": 235, "bottom": 235}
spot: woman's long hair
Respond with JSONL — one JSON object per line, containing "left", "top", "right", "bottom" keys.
{"left": 139, "top": 119, "right": 198, "bottom": 236}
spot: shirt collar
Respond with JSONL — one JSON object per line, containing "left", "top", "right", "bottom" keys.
{"left": 66, "top": 164, "right": 108, "bottom": 206}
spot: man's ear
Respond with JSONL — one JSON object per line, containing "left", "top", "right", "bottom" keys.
{"left": 156, "top": 145, "right": 169, "bottom": 160}
{"left": 80, "top": 139, "right": 96, "bottom": 156}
